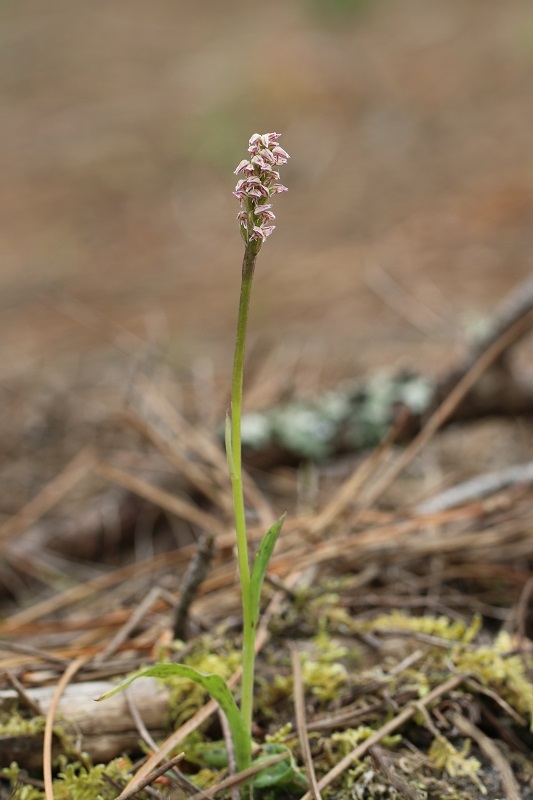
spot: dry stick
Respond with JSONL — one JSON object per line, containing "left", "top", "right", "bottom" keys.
{"left": 366, "top": 263, "right": 448, "bottom": 335}
{"left": 291, "top": 647, "right": 322, "bottom": 800}
{"left": 138, "top": 378, "right": 227, "bottom": 472}
{"left": 297, "top": 672, "right": 466, "bottom": 800}
{"left": 453, "top": 713, "right": 521, "bottom": 800}
{"left": 0, "top": 640, "right": 70, "bottom": 666}
{"left": 116, "top": 676, "right": 236, "bottom": 798}
{"left": 125, "top": 690, "right": 208, "bottom": 800}
{"left": 3, "top": 671, "right": 44, "bottom": 716}
{"left": 514, "top": 574, "right": 533, "bottom": 642}
{"left": 95, "top": 460, "right": 227, "bottom": 536}
{"left": 96, "top": 587, "right": 174, "bottom": 664}
{"left": 368, "top": 746, "right": 420, "bottom": 800}
{"left": 118, "top": 578, "right": 300, "bottom": 798}
{"left": 0, "top": 545, "right": 194, "bottom": 630}
{"left": 121, "top": 408, "right": 232, "bottom": 515}
{"left": 272, "top": 502, "right": 483, "bottom": 575}
{"left": 1, "top": 506, "right": 298, "bottom": 630}
{"left": 464, "top": 678, "right": 526, "bottom": 727}
{"left": 113, "top": 754, "right": 188, "bottom": 800}
{"left": 174, "top": 534, "right": 215, "bottom": 641}
{"left": 43, "top": 656, "right": 88, "bottom": 800}
{"left": 218, "top": 708, "right": 240, "bottom": 800}
{"left": 125, "top": 686, "right": 160, "bottom": 753}
{"left": 360, "top": 308, "right": 533, "bottom": 511}
{"left": 139, "top": 378, "right": 275, "bottom": 530}
{"left": 308, "top": 413, "right": 404, "bottom": 538}
{"left": 464, "top": 271, "right": 533, "bottom": 365}
{"left": 417, "top": 460, "right": 533, "bottom": 513}
{"left": 0, "top": 445, "right": 96, "bottom": 553}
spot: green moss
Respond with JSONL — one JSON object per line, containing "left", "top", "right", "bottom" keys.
{"left": 0, "top": 710, "right": 47, "bottom": 737}
{"left": 259, "top": 632, "right": 350, "bottom": 708}
{"left": 361, "top": 611, "right": 482, "bottom": 643}
{"left": 453, "top": 630, "right": 533, "bottom": 729}
{"left": 3, "top": 757, "right": 134, "bottom": 800}
{"left": 428, "top": 736, "right": 483, "bottom": 792}
{"left": 329, "top": 727, "right": 402, "bottom": 757}
{"left": 265, "top": 722, "right": 294, "bottom": 745}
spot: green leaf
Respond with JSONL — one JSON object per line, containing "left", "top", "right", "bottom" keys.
{"left": 252, "top": 744, "right": 308, "bottom": 790}
{"left": 96, "top": 664, "right": 251, "bottom": 773}
{"left": 249, "top": 514, "right": 285, "bottom": 627}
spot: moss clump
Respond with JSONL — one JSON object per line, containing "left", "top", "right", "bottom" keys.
{"left": 0, "top": 710, "right": 47, "bottom": 737}
{"left": 428, "top": 736, "right": 484, "bottom": 792}
{"left": 258, "top": 631, "right": 350, "bottom": 708}
{"left": 2, "top": 756, "right": 134, "bottom": 800}
{"left": 361, "top": 610, "right": 482, "bottom": 644}
{"left": 452, "top": 630, "right": 533, "bottom": 729}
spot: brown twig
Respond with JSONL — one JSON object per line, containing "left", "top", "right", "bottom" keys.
{"left": 291, "top": 646, "right": 322, "bottom": 800}
{"left": 514, "top": 574, "right": 533, "bottom": 642}
{"left": 0, "top": 446, "right": 96, "bottom": 553}
{"left": 138, "top": 378, "right": 276, "bottom": 530}
{"left": 43, "top": 656, "right": 88, "bottom": 800}
{"left": 2, "top": 670, "right": 44, "bottom": 716}
{"left": 173, "top": 534, "right": 215, "bottom": 641}
{"left": 361, "top": 308, "right": 533, "bottom": 510}
{"left": 218, "top": 708, "right": 239, "bottom": 800}
{"left": 308, "top": 413, "right": 403, "bottom": 538}
{"left": 120, "top": 408, "right": 231, "bottom": 515}
{"left": 96, "top": 587, "right": 175, "bottom": 664}
{"left": 368, "top": 746, "right": 421, "bottom": 800}
{"left": 113, "top": 753, "right": 187, "bottom": 800}
{"left": 453, "top": 712, "right": 521, "bottom": 800}
{"left": 95, "top": 460, "right": 227, "bottom": 536}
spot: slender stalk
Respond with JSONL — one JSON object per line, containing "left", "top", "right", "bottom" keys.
{"left": 229, "top": 244, "right": 258, "bottom": 742}
{"left": 228, "top": 131, "right": 289, "bottom": 773}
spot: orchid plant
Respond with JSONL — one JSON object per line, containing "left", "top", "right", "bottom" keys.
{"left": 99, "top": 134, "right": 300, "bottom": 796}
{"left": 227, "top": 131, "right": 289, "bottom": 739}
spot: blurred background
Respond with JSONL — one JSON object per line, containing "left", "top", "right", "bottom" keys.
{"left": 1, "top": 0, "right": 532, "bottom": 385}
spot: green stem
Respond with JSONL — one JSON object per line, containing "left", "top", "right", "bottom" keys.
{"left": 229, "top": 244, "right": 258, "bottom": 743}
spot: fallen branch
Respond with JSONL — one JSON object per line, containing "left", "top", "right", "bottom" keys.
{"left": 0, "top": 677, "right": 170, "bottom": 769}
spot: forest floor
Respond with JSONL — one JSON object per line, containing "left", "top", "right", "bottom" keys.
{"left": 1, "top": 1, "right": 533, "bottom": 797}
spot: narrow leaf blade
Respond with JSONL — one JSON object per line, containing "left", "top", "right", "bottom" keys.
{"left": 249, "top": 514, "right": 285, "bottom": 626}
{"left": 96, "top": 663, "right": 251, "bottom": 772}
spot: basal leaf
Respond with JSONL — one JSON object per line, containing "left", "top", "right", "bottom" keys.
{"left": 96, "top": 663, "right": 251, "bottom": 772}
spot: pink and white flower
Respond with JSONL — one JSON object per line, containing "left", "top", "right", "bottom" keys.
{"left": 234, "top": 132, "right": 289, "bottom": 245}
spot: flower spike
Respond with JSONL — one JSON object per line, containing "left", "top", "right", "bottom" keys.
{"left": 234, "top": 132, "right": 289, "bottom": 246}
